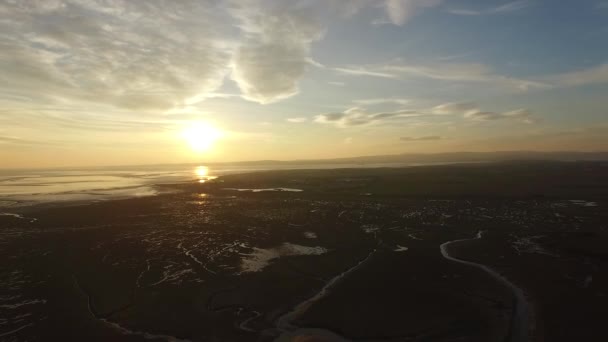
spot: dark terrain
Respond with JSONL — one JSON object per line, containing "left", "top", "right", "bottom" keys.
{"left": 1, "top": 161, "right": 608, "bottom": 341}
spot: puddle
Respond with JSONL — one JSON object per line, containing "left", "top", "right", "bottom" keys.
{"left": 224, "top": 188, "right": 303, "bottom": 193}
{"left": 304, "top": 232, "right": 317, "bottom": 239}
{"left": 240, "top": 243, "right": 328, "bottom": 273}
{"left": 568, "top": 200, "right": 598, "bottom": 207}
{"left": 362, "top": 224, "right": 379, "bottom": 234}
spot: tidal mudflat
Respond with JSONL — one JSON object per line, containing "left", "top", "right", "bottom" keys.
{"left": 1, "top": 161, "right": 607, "bottom": 341}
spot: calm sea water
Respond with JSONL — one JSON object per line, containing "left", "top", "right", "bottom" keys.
{"left": 0, "top": 162, "right": 410, "bottom": 208}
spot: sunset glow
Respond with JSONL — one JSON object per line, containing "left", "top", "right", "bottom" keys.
{"left": 0, "top": 0, "right": 606, "bottom": 169}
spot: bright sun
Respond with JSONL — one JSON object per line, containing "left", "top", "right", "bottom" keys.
{"left": 181, "top": 122, "right": 222, "bottom": 152}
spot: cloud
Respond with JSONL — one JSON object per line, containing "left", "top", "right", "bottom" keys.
{"left": 0, "top": 0, "right": 388, "bottom": 112}
{"left": 431, "top": 102, "right": 538, "bottom": 123}
{"left": 354, "top": 98, "right": 410, "bottom": 105}
{"left": 0, "top": 0, "right": 232, "bottom": 111}
{"left": 338, "top": 59, "right": 608, "bottom": 92}
{"left": 503, "top": 109, "right": 532, "bottom": 118}
{"left": 334, "top": 60, "right": 547, "bottom": 91}
{"left": 546, "top": 63, "right": 608, "bottom": 87}
{"left": 334, "top": 67, "right": 397, "bottom": 79}
{"left": 384, "top": 0, "right": 443, "bottom": 25}
{"left": 229, "top": 2, "right": 327, "bottom": 104}
{"left": 463, "top": 111, "right": 502, "bottom": 121}
{"left": 287, "top": 117, "right": 308, "bottom": 123}
{"left": 463, "top": 107, "right": 537, "bottom": 123}
{"left": 0, "top": 135, "right": 45, "bottom": 145}
{"left": 491, "top": 0, "right": 533, "bottom": 13}
{"left": 0, "top": 107, "right": 176, "bottom": 133}
{"left": 449, "top": 0, "right": 532, "bottom": 16}
{"left": 448, "top": 9, "right": 482, "bottom": 16}
{"left": 432, "top": 102, "right": 478, "bottom": 115}
{"left": 314, "top": 107, "right": 422, "bottom": 127}
{"left": 314, "top": 101, "right": 538, "bottom": 129}
{"left": 230, "top": 0, "right": 431, "bottom": 103}
{"left": 503, "top": 109, "right": 539, "bottom": 124}
{"left": 400, "top": 135, "right": 441, "bottom": 141}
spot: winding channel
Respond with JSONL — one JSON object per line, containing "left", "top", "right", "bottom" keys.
{"left": 274, "top": 248, "right": 377, "bottom": 341}
{"left": 440, "top": 231, "right": 532, "bottom": 342}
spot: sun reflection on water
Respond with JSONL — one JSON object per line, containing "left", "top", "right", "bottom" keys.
{"left": 195, "top": 166, "right": 208, "bottom": 177}
{"left": 194, "top": 166, "right": 217, "bottom": 183}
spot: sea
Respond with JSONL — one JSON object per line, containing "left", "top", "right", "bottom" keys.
{"left": 0, "top": 162, "right": 413, "bottom": 209}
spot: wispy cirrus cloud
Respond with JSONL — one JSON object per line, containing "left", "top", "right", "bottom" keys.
{"left": 384, "top": 0, "right": 443, "bottom": 25}
{"left": 0, "top": 0, "right": 234, "bottom": 112}
{"left": 353, "top": 98, "right": 410, "bottom": 106}
{"left": 334, "top": 59, "right": 608, "bottom": 91}
{"left": 448, "top": 0, "right": 532, "bottom": 16}
{"left": 287, "top": 117, "right": 308, "bottom": 123}
{"left": 4, "top": 0, "right": 438, "bottom": 113}
{"left": 432, "top": 102, "right": 478, "bottom": 115}
{"left": 0, "top": 135, "right": 47, "bottom": 146}
{"left": 400, "top": 135, "right": 441, "bottom": 141}
{"left": 334, "top": 67, "right": 398, "bottom": 79}
{"left": 545, "top": 63, "right": 608, "bottom": 87}
{"left": 334, "top": 60, "right": 548, "bottom": 91}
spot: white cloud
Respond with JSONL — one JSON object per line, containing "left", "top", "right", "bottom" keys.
{"left": 491, "top": 0, "right": 533, "bottom": 13}
{"left": 400, "top": 135, "right": 441, "bottom": 141}
{"left": 334, "top": 60, "right": 548, "bottom": 91}
{"left": 449, "top": 0, "right": 532, "bottom": 16}
{"left": 384, "top": 0, "right": 443, "bottom": 25}
{"left": 449, "top": 9, "right": 482, "bottom": 16}
{"left": 464, "top": 107, "right": 537, "bottom": 123}
{"left": 464, "top": 111, "right": 502, "bottom": 121}
{"left": 337, "top": 59, "right": 608, "bottom": 92}
{"left": 0, "top": 0, "right": 387, "bottom": 112}
{"left": 334, "top": 67, "right": 398, "bottom": 79}
{"left": 229, "top": 1, "right": 327, "bottom": 104}
{"left": 547, "top": 63, "right": 608, "bottom": 87}
{"left": 0, "top": 135, "right": 46, "bottom": 145}
{"left": 314, "top": 107, "right": 422, "bottom": 127}
{"left": 432, "top": 102, "right": 478, "bottom": 115}
{"left": 354, "top": 98, "right": 410, "bottom": 106}
{"left": 503, "top": 109, "right": 532, "bottom": 118}
{"left": 431, "top": 102, "right": 538, "bottom": 123}
{"left": 287, "top": 117, "right": 308, "bottom": 123}
{"left": 0, "top": 0, "right": 233, "bottom": 112}
{"left": 314, "top": 101, "right": 539, "bottom": 128}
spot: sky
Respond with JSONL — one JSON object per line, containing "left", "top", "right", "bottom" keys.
{"left": 1, "top": 0, "right": 608, "bottom": 168}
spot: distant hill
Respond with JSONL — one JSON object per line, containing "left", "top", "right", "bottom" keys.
{"left": 209, "top": 151, "right": 608, "bottom": 167}
{"left": 17, "top": 151, "right": 607, "bottom": 171}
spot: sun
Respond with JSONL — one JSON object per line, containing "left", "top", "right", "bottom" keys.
{"left": 181, "top": 122, "right": 222, "bottom": 152}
